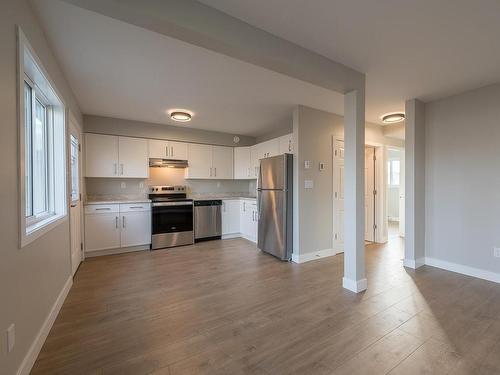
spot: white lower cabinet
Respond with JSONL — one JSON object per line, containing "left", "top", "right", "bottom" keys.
{"left": 221, "top": 199, "right": 240, "bottom": 237}
{"left": 239, "top": 199, "right": 258, "bottom": 242}
{"left": 85, "top": 203, "right": 151, "bottom": 253}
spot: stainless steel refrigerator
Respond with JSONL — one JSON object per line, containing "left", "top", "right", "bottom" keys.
{"left": 257, "top": 154, "right": 293, "bottom": 261}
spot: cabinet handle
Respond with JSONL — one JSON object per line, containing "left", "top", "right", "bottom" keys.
{"left": 120, "top": 164, "right": 124, "bottom": 175}
{"left": 166, "top": 145, "right": 169, "bottom": 157}
{"left": 96, "top": 207, "right": 111, "bottom": 211}
{"left": 209, "top": 167, "right": 212, "bottom": 177}
{"left": 171, "top": 146, "right": 174, "bottom": 157}
{"left": 122, "top": 216, "right": 126, "bottom": 228}
{"left": 214, "top": 167, "right": 217, "bottom": 177}
{"left": 243, "top": 201, "right": 246, "bottom": 212}
{"left": 115, "top": 216, "right": 119, "bottom": 229}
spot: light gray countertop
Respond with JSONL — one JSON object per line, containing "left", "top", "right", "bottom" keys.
{"left": 85, "top": 195, "right": 151, "bottom": 205}
{"left": 189, "top": 193, "right": 257, "bottom": 201}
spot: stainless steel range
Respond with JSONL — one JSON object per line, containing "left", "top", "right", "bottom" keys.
{"left": 149, "top": 186, "right": 194, "bottom": 250}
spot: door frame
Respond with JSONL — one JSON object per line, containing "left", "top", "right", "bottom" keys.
{"left": 68, "top": 111, "right": 84, "bottom": 274}
{"left": 332, "top": 136, "right": 387, "bottom": 254}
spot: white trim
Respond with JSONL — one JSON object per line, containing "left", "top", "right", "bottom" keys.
{"left": 403, "top": 257, "right": 425, "bottom": 269}
{"left": 85, "top": 244, "right": 149, "bottom": 258}
{"left": 291, "top": 248, "right": 336, "bottom": 263}
{"left": 425, "top": 257, "right": 500, "bottom": 284}
{"left": 16, "top": 276, "right": 72, "bottom": 375}
{"left": 342, "top": 277, "right": 367, "bottom": 293}
{"left": 222, "top": 233, "right": 241, "bottom": 240}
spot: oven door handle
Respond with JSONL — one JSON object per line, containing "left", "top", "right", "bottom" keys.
{"left": 152, "top": 202, "right": 193, "bottom": 207}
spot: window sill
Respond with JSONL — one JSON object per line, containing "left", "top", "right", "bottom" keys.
{"left": 21, "top": 213, "right": 67, "bottom": 248}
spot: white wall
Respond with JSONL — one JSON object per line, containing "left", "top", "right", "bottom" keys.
{"left": 0, "top": 1, "right": 82, "bottom": 373}
{"left": 425, "top": 84, "right": 500, "bottom": 278}
{"left": 293, "top": 105, "right": 405, "bottom": 258}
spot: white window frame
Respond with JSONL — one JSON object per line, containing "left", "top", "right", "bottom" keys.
{"left": 18, "top": 27, "right": 68, "bottom": 247}
{"left": 387, "top": 159, "right": 400, "bottom": 187}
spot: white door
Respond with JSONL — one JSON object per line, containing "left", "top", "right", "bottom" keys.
{"left": 234, "top": 147, "right": 252, "bottom": 179}
{"left": 399, "top": 149, "right": 405, "bottom": 237}
{"left": 118, "top": 137, "right": 148, "bottom": 178}
{"left": 85, "top": 134, "right": 119, "bottom": 177}
{"left": 333, "top": 140, "right": 345, "bottom": 252}
{"left": 69, "top": 118, "right": 83, "bottom": 276}
{"left": 148, "top": 139, "right": 169, "bottom": 159}
{"left": 365, "top": 147, "right": 375, "bottom": 242}
{"left": 120, "top": 211, "right": 151, "bottom": 247}
{"left": 212, "top": 146, "right": 233, "bottom": 179}
{"left": 168, "top": 141, "right": 188, "bottom": 160}
{"left": 186, "top": 143, "right": 212, "bottom": 178}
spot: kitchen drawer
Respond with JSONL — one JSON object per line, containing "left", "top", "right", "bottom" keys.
{"left": 119, "top": 203, "right": 151, "bottom": 212}
{"left": 85, "top": 204, "right": 119, "bottom": 214}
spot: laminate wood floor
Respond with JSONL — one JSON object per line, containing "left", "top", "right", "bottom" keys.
{"left": 31, "top": 236, "right": 500, "bottom": 375}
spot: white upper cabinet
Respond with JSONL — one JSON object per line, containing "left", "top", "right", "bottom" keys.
{"left": 279, "top": 133, "right": 294, "bottom": 154}
{"left": 259, "top": 138, "right": 280, "bottom": 159}
{"left": 186, "top": 143, "right": 213, "bottom": 178}
{"left": 212, "top": 146, "right": 233, "bottom": 179}
{"left": 85, "top": 134, "right": 119, "bottom": 177}
{"left": 234, "top": 147, "right": 252, "bottom": 179}
{"left": 148, "top": 139, "right": 188, "bottom": 160}
{"left": 118, "top": 137, "right": 149, "bottom": 178}
{"left": 85, "top": 134, "right": 148, "bottom": 178}
{"left": 186, "top": 144, "right": 233, "bottom": 179}
{"left": 250, "top": 145, "right": 260, "bottom": 179}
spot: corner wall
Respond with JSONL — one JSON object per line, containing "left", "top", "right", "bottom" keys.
{"left": 0, "top": 1, "right": 82, "bottom": 373}
{"left": 292, "top": 105, "right": 404, "bottom": 260}
{"left": 425, "top": 84, "right": 500, "bottom": 281}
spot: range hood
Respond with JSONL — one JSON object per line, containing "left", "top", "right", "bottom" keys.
{"left": 149, "top": 158, "right": 188, "bottom": 168}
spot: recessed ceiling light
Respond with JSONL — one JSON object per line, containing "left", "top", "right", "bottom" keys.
{"left": 170, "top": 111, "right": 192, "bottom": 122}
{"left": 381, "top": 112, "right": 405, "bottom": 124}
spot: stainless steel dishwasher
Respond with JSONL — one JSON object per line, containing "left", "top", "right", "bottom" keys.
{"left": 194, "top": 200, "right": 222, "bottom": 241}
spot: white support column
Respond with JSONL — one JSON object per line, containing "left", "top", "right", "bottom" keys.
{"left": 343, "top": 88, "right": 367, "bottom": 293}
{"left": 404, "top": 99, "right": 426, "bottom": 269}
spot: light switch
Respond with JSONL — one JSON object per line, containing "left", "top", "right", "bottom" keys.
{"left": 319, "top": 162, "right": 325, "bottom": 171}
{"left": 304, "top": 160, "right": 311, "bottom": 169}
{"left": 304, "top": 180, "right": 314, "bottom": 189}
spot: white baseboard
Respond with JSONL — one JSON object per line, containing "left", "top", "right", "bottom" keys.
{"left": 291, "top": 248, "right": 336, "bottom": 263}
{"left": 222, "top": 233, "right": 242, "bottom": 240}
{"left": 425, "top": 257, "right": 500, "bottom": 284}
{"left": 85, "top": 244, "right": 149, "bottom": 258}
{"left": 241, "top": 234, "right": 257, "bottom": 243}
{"left": 342, "top": 277, "right": 368, "bottom": 293}
{"left": 17, "top": 276, "right": 72, "bottom": 375}
{"left": 403, "top": 257, "right": 425, "bottom": 269}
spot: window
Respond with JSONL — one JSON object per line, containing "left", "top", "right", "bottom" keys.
{"left": 19, "top": 28, "right": 67, "bottom": 247}
{"left": 388, "top": 160, "right": 400, "bottom": 186}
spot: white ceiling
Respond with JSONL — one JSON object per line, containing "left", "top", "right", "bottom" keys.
{"left": 31, "top": 0, "right": 344, "bottom": 137}
{"left": 199, "top": 0, "right": 500, "bottom": 124}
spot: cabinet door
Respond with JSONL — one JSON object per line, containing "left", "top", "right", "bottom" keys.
{"left": 250, "top": 145, "right": 261, "bottom": 179}
{"left": 186, "top": 143, "right": 212, "bottom": 178}
{"left": 249, "top": 203, "right": 258, "bottom": 242}
{"left": 148, "top": 139, "right": 169, "bottom": 159}
{"left": 118, "top": 137, "right": 149, "bottom": 178}
{"left": 234, "top": 147, "right": 252, "bottom": 179}
{"left": 261, "top": 138, "right": 280, "bottom": 158}
{"left": 85, "top": 213, "right": 121, "bottom": 251}
{"left": 279, "top": 134, "right": 294, "bottom": 154}
{"left": 120, "top": 211, "right": 151, "bottom": 247}
{"left": 222, "top": 200, "right": 240, "bottom": 235}
{"left": 212, "top": 146, "right": 233, "bottom": 179}
{"left": 85, "top": 134, "right": 119, "bottom": 177}
{"left": 168, "top": 141, "right": 188, "bottom": 160}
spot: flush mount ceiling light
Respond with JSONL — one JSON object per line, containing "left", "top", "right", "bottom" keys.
{"left": 381, "top": 112, "right": 405, "bottom": 124}
{"left": 169, "top": 111, "right": 192, "bottom": 122}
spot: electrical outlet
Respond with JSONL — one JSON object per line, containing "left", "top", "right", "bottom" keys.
{"left": 494, "top": 248, "right": 500, "bottom": 258}
{"left": 7, "top": 324, "right": 15, "bottom": 353}
{"left": 120, "top": 182, "right": 126, "bottom": 189}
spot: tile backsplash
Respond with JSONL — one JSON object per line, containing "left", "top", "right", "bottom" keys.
{"left": 85, "top": 167, "right": 256, "bottom": 197}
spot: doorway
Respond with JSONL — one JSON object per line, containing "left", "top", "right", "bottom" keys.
{"left": 333, "top": 140, "right": 377, "bottom": 252}
{"left": 69, "top": 115, "right": 83, "bottom": 276}
{"left": 386, "top": 148, "right": 405, "bottom": 239}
